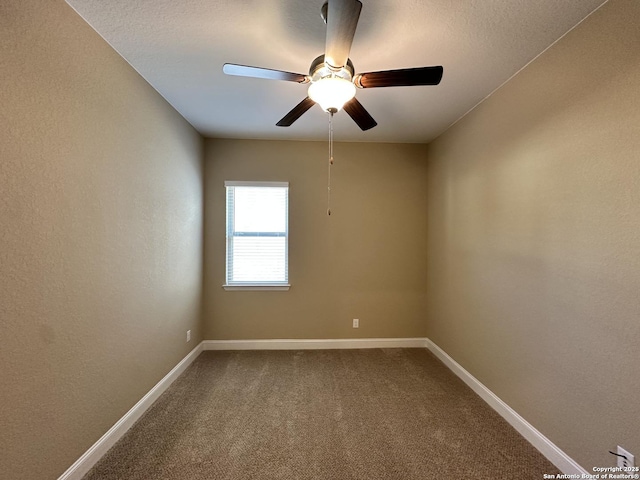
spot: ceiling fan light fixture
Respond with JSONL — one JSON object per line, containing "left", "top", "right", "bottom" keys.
{"left": 308, "top": 76, "right": 356, "bottom": 113}
{"left": 223, "top": 0, "right": 442, "bottom": 130}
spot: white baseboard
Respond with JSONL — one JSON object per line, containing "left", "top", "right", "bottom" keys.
{"left": 424, "top": 339, "right": 587, "bottom": 476}
{"left": 58, "top": 342, "right": 204, "bottom": 480}
{"left": 202, "top": 337, "right": 428, "bottom": 350}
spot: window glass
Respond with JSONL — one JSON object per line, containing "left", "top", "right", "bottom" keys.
{"left": 225, "top": 182, "right": 289, "bottom": 287}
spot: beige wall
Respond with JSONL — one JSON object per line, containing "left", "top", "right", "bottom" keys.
{"left": 426, "top": 0, "right": 640, "bottom": 470}
{"left": 203, "top": 139, "right": 428, "bottom": 340}
{"left": 0, "top": 1, "right": 203, "bottom": 478}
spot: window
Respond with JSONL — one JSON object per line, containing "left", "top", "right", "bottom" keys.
{"left": 224, "top": 181, "right": 289, "bottom": 290}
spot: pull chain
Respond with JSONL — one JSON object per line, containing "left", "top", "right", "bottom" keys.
{"left": 327, "top": 111, "right": 334, "bottom": 216}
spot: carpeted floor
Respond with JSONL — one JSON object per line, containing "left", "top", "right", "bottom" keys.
{"left": 83, "top": 349, "right": 560, "bottom": 479}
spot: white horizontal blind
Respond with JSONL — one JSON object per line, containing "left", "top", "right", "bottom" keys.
{"left": 225, "top": 182, "right": 288, "bottom": 285}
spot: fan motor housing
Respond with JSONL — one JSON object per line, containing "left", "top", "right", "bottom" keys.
{"left": 309, "top": 54, "right": 355, "bottom": 82}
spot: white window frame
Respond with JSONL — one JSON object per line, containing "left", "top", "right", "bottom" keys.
{"left": 223, "top": 181, "right": 290, "bottom": 291}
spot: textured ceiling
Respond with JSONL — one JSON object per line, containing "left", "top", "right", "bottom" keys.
{"left": 65, "top": 0, "right": 606, "bottom": 143}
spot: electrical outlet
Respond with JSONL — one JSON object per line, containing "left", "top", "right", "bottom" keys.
{"left": 617, "top": 446, "right": 635, "bottom": 469}
{"left": 352, "top": 319, "right": 359, "bottom": 328}
{"left": 186, "top": 330, "right": 191, "bottom": 342}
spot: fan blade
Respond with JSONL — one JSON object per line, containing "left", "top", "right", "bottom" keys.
{"left": 355, "top": 66, "right": 443, "bottom": 88}
{"left": 276, "top": 97, "right": 316, "bottom": 127}
{"left": 223, "top": 64, "right": 309, "bottom": 83}
{"left": 324, "top": 0, "right": 362, "bottom": 69}
{"left": 343, "top": 97, "right": 377, "bottom": 131}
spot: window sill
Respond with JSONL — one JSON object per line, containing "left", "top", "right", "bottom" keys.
{"left": 222, "top": 284, "right": 290, "bottom": 291}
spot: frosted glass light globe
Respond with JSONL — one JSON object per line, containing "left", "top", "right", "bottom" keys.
{"left": 308, "top": 76, "right": 356, "bottom": 113}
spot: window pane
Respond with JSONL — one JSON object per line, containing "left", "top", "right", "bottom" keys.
{"left": 233, "top": 187, "right": 287, "bottom": 233}
{"left": 225, "top": 183, "right": 288, "bottom": 285}
{"left": 230, "top": 237, "right": 286, "bottom": 282}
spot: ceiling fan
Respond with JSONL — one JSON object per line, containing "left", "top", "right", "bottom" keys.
{"left": 223, "top": 0, "right": 443, "bottom": 131}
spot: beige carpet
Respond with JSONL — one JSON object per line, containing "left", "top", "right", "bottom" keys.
{"left": 83, "top": 349, "right": 560, "bottom": 479}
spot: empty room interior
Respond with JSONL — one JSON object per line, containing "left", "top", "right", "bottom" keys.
{"left": 2, "top": 0, "right": 639, "bottom": 479}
